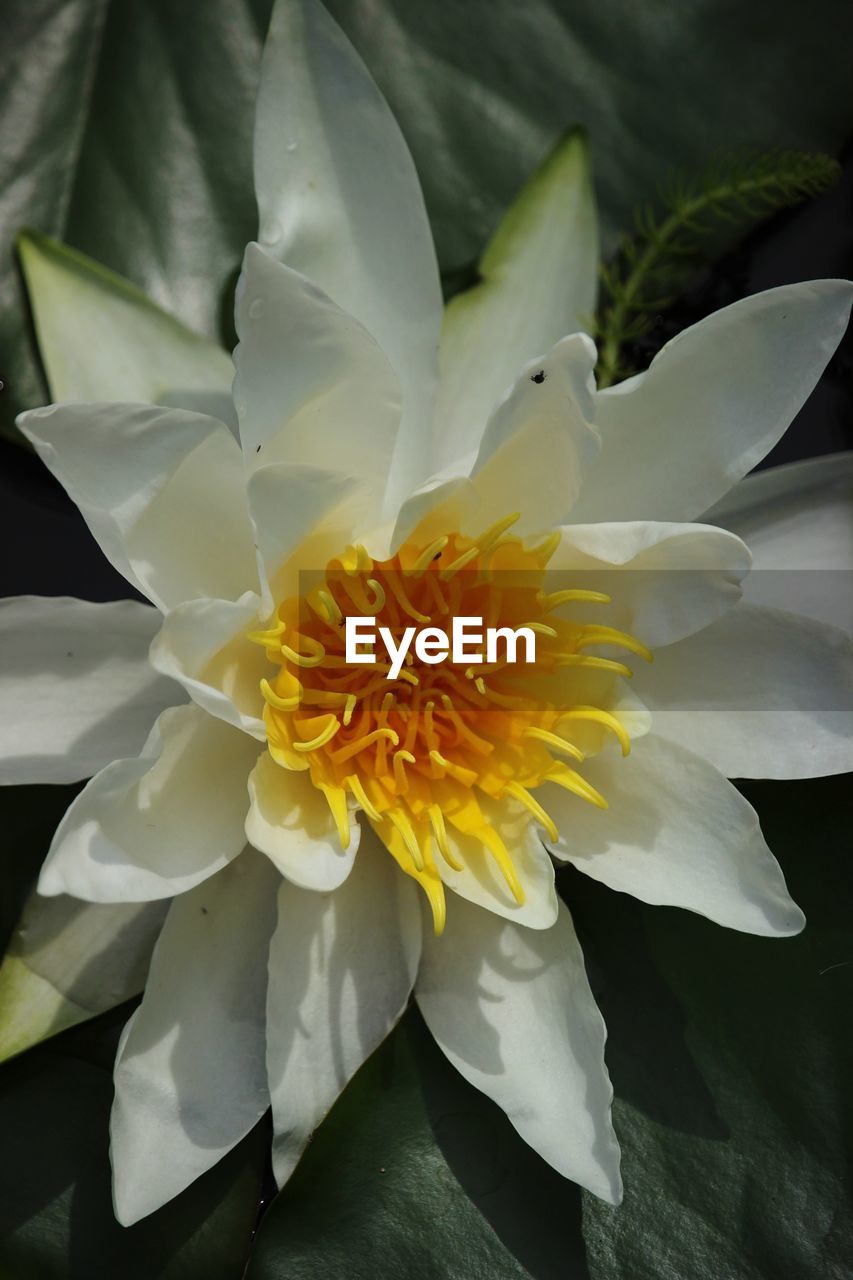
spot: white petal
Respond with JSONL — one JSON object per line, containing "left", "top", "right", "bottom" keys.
{"left": 704, "top": 452, "right": 853, "bottom": 631}
{"left": 39, "top": 705, "right": 260, "bottom": 902}
{"left": 267, "top": 834, "right": 421, "bottom": 1187}
{"left": 416, "top": 895, "right": 621, "bottom": 1203}
{"left": 254, "top": 0, "right": 442, "bottom": 509}
{"left": 546, "top": 521, "right": 750, "bottom": 649}
{"left": 571, "top": 281, "right": 853, "bottom": 524}
{"left": 0, "top": 596, "right": 179, "bottom": 785}
{"left": 469, "top": 334, "right": 600, "bottom": 534}
{"left": 631, "top": 603, "right": 853, "bottom": 779}
{"left": 441, "top": 800, "right": 558, "bottom": 929}
{"left": 246, "top": 752, "right": 359, "bottom": 890}
{"left": 247, "top": 463, "right": 366, "bottom": 610}
{"left": 111, "top": 851, "right": 278, "bottom": 1225}
{"left": 19, "top": 230, "right": 233, "bottom": 405}
{"left": 434, "top": 130, "right": 598, "bottom": 470}
{"left": 234, "top": 245, "right": 401, "bottom": 500}
{"left": 149, "top": 593, "right": 267, "bottom": 738}
{"left": 20, "top": 403, "right": 258, "bottom": 611}
{"left": 0, "top": 894, "right": 166, "bottom": 1062}
{"left": 546, "top": 732, "right": 804, "bottom": 935}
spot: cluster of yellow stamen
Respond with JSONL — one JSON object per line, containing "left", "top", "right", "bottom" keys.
{"left": 249, "top": 515, "right": 651, "bottom": 932}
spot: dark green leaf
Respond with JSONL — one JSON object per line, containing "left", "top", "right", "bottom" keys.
{"left": 0, "top": 0, "right": 272, "bottom": 434}
{"left": 0, "top": 1006, "right": 268, "bottom": 1280}
{"left": 327, "top": 0, "right": 853, "bottom": 270}
{"left": 0, "top": 783, "right": 81, "bottom": 956}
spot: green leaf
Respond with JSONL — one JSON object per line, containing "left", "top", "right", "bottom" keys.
{"left": 0, "top": 0, "right": 271, "bottom": 434}
{"left": 326, "top": 0, "right": 853, "bottom": 271}
{"left": 18, "top": 231, "right": 234, "bottom": 406}
{"left": 246, "top": 1014, "right": 546, "bottom": 1279}
{"left": 0, "top": 1006, "right": 268, "bottom": 1280}
{"left": 574, "top": 772, "right": 853, "bottom": 1278}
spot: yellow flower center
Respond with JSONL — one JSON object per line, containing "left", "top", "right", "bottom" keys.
{"left": 249, "top": 515, "right": 650, "bottom": 932}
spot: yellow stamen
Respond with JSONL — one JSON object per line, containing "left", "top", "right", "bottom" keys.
{"left": 546, "top": 761, "right": 608, "bottom": 809}
{"left": 393, "top": 750, "right": 416, "bottom": 793}
{"left": 330, "top": 728, "right": 399, "bottom": 763}
{"left": 478, "top": 824, "right": 526, "bottom": 904}
{"left": 428, "top": 804, "right": 463, "bottom": 870}
{"left": 293, "top": 715, "right": 341, "bottom": 752}
{"left": 345, "top": 774, "right": 382, "bottom": 822}
{"left": 504, "top": 782, "right": 559, "bottom": 843}
{"left": 388, "top": 809, "right": 423, "bottom": 870}
{"left": 523, "top": 726, "right": 585, "bottom": 762}
{"left": 440, "top": 544, "right": 480, "bottom": 579}
{"left": 281, "top": 634, "right": 326, "bottom": 667}
{"left": 429, "top": 750, "right": 477, "bottom": 786}
{"left": 558, "top": 706, "right": 631, "bottom": 756}
{"left": 260, "top": 676, "right": 302, "bottom": 711}
{"left": 409, "top": 535, "right": 449, "bottom": 576}
{"left": 575, "top": 626, "right": 653, "bottom": 663}
{"left": 319, "top": 784, "right": 350, "bottom": 848}
{"left": 539, "top": 589, "right": 611, "bottom": 609}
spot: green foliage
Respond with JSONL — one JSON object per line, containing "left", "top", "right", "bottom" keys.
{"left": 595, "top": 149, "right": 841, "bottom": 386}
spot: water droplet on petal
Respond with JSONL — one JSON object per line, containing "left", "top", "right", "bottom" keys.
{"left": 249, "top": 298, "right": 265, "bottom": 320}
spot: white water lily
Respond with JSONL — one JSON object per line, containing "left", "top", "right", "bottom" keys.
{"left": 2, "top": 0, "right": 852, "bottom": 1227}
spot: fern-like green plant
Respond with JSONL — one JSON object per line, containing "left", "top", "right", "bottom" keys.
{"left": 595, "top": 149, "right": 841, "bottom": 387}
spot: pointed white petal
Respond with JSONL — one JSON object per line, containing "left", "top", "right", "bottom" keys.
{"left": 571, "top": 281, "right": 853, "bottom": 524}
{"left": 254, "top": 0, "right": 442, "bottom": 508}
{"left": 631, "top": 603, "right": 853, "bottom": 779}
{"left": 0, "top": 596, "right": 179, "bottom": 785}
{"left": 20, "top": 403, "right": 258, "bottom": 611}
{"left": 704, "top": 452, "right": 853, "bottom": 631}
{"left": 441, "top": 800, "right": 558, "bottom": 929}
{"left": 435, "top": 130, "right": 598, "bottom": 470}
{"left": 39, "top": 705, "right": 260, "bottom": 902}
{"left": 234, "top": 245, "right": 401, "bottom": 497}
{"left": 18, "top": 230, "right": 233, "bottom": 405}
{"left": 267, "top": 836, "right": 420, "bottom": 1187}
{"left": 111, "top": 851, "right": 278, "bottom": 1225}
{"left": 246, "top": 752, "right": 359, "bottom": 890}
{"left": 546, "top": 732, "right": 804, "bottom": 935}
{"left": 0, "top": 895, "right": 166, "bottom": 1061}
{"left": 149, "top": 592, "right": 267, "bottom": 738}
{"left": 546, "top": 521, "right": 750, "bottom": 648}
{"left": 470, "top": 334, "right": 600, "bottom": 533}
{"left": 416, "top": 895, "right": 621, "bottom": 1203}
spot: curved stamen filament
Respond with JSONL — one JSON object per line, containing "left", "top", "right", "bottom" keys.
{"left": 558, "top": 707, "right": 631, "bottom": 756}
{"left": 504, "top": 782, "right": 559, "bottom": 843}
{"left": 546, "top": 761, "right": 608, "bottom": 809}
{"left": 281, "top": 634, "right": 326, "bottom": 667}
{"left": 428, "top": 804, "right": 463, "bottom": 871}
{"left": 330, "top": 728, "right": 399, "bottom": 763}
{"left": 293, "top": 716, "right": 341, "bottom": 752}
{"left": 523, "top": 726, "right": 585, "bottom": 762}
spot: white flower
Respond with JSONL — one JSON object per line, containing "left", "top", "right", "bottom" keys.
{"left": 2, "top": 0, "right": 852, "bottom": 1227}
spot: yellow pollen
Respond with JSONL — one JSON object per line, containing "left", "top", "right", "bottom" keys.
{"left": 253, "top": 514, "right": 650, "bottom": 926}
